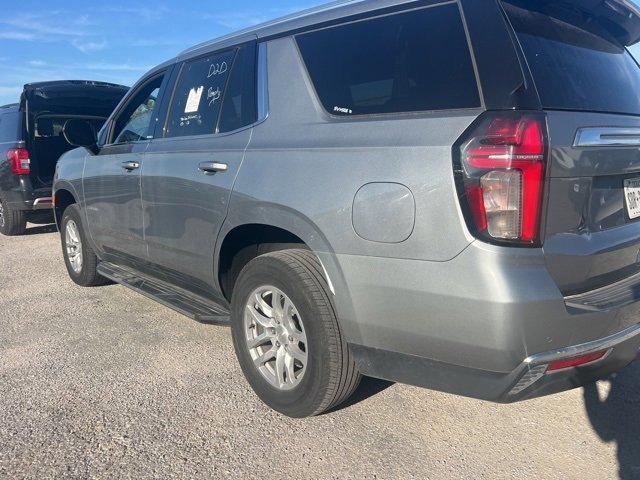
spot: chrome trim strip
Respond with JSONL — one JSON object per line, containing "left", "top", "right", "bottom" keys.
{"left": 574, "top": 127, "right": 640, "bottom": 147}
{"left": 524, "top": 323, "right": 640, "bottom": 366}
{"left": 564, "top": 269, "right": 640, "bottom": 311}
{"left": 257, "top": 42, "right": 269, "bottom": 123}
{"left": 33, "top": 197, "right": 53, "bottom": 207}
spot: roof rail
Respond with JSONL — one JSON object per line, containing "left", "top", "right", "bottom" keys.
{"left": 180, "top": 0, "right": 366, "bottom": 55}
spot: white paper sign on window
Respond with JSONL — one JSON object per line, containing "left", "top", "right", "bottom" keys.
{"left": 184, "top": 86, "right": 204, "bottom": 113}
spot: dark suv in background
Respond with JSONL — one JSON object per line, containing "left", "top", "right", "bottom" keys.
{"left": 0, "top": 81, "right": 127, "bottom": 235}
{"left": 55, "top": 0, "right": 640, "bottom": 418}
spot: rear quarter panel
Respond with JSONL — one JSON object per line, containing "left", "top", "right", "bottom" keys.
{"left": 224, "top": 36, "right": 482, "bottom": 344}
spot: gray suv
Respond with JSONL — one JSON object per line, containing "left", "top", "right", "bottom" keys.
{"left": 55, "top": 0, "right": 640, "bottom": 417}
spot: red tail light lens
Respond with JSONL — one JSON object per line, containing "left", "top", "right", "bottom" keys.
{"left": 7, "top": 148, "right": 31, "bottom": 175}
{"left": 455, "top": 112, "right": 547, "bottom": 245}
{"left": 547, "top": 350, "right": 608, "bottom": 372}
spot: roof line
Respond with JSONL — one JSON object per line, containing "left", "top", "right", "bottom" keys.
{"left": 180, "top": 0, "right": 367, "bottom": 55}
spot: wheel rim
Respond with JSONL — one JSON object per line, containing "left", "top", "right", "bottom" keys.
{"left": 244, "top": 286, "right": 308, "bottom": 390}
{"left": 65, "top": 220, "right": 83, "bottom": 273}
{"left": 0, "top": 200, "right": 5, "bottom": 228}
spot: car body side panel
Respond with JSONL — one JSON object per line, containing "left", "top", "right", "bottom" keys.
{"left": 223, "top": 36, "right": 481, "bottom": 344}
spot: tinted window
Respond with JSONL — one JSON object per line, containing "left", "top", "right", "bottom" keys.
{"left": 296, "top": 4, "right": 480, "bottom": 116}
{"left": 504, "top": 2, "right": 640, "bottom": 115}
{"left": 112, "top": 75, "right": 164, "bottom": 144}
{"left": 167, "top": 50, "right": 236, "bottom": 138}
{"left": 0, "top": 111, "right": 22, "bottom": 143}
{"left": 219, "top": 44, "right": 257, "bottom": 133}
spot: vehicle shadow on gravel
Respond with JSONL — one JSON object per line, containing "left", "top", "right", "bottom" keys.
{"left": 583, "top": 361, "right": 640, "bottom": 480}
{"left": 326, "top": 377, "right": 394, "bottom": 414}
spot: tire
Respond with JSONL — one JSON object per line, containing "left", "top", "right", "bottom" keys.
{"left": 60, "top": 204, "right": 110, "bottom": 287}
{"left": 0, "top": 195, "right": 27, "bottom": 236}
{"left": 231, "top": 249, "right": 361, "bottom": 418}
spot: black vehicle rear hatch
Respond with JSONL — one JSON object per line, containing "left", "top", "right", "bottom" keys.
{"left": 502, "top": 0, "right": 640, "bottom": 297}
{"left": 21, "top": 80, "right": 128, "bottom": 117}
{"left": 20, "top": 81, "right": 128, "bottom": 186}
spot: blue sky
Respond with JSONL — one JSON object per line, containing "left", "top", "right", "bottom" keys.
{"left": 0, "top": 0, "right": 323, "bottom": 105}
{"left": 1, "top": 0, "right": 640, "bottom": 105}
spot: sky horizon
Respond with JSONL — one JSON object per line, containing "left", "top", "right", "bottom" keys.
{"left": 0, "top": 0, "right": 322, "bottom": 105}
{"left": 1, "top": 0, "right": 640, "bottom": 105}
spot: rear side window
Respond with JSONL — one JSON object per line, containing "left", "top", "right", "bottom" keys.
{"left": 296, "top": 4, "right": 481, "bottom": 116}
{"left": 166, "top": 50, "right": 236, "bottom": 138}
{"left": 219, "top": 44, "right": 257, "bottom": 133}
{"left": 503, "top": 2, "right": 640, "bottom": 115}
{"left": 0, "top": 111, "right": 22, "bottom": 143}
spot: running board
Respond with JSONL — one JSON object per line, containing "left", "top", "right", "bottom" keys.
{"left": 97, "top": 262, "right": 230, "bottom": 325}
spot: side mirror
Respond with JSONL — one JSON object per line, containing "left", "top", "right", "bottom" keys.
{"left": 63, "top": 119, "right": 99, "bottom": 154}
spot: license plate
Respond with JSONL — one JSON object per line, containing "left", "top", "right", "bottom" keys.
{"left": 624, "top": 177, "right": 640, "bottom": 219}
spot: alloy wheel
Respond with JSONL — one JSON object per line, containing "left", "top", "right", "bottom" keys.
{"left": 65, "top": 220, "right": 83, "bottom": 273}
{"left": 244, "top": 286, "right": 308, "bottom": 390}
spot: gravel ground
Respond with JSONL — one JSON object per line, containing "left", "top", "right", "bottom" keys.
{"left": 1, "top": 224, "right": 639, "bottom": 479}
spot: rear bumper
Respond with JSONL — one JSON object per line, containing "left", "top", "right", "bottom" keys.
{"left": 2, "top": 177, "right": 53, "bottom": 211}
{"left": 350, "top": 323, "right": 640, "bottom": 402}
{"left": 334, "top": 240, "right": 640, "bottom": 401}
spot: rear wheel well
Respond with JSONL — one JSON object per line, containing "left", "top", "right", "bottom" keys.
{"left": 218, "top": 224, "right": 307, "bottom": 301}
{"left": 54, "top": 189, "right": 76, "bottom": 226}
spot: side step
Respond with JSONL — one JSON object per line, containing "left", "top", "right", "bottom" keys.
{"left": 97, "top": 262, "right": 230, "bottom": 325}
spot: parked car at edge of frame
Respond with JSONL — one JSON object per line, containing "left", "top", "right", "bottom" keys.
{"left": 0, "top": 81, "right": 128, "bottom": 235}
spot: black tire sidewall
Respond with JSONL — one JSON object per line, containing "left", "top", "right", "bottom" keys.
{"left": 0, "top": 195, "right": 26, "bottom": 236}
{"left": 231, "top": 253, "right": 336, "bottom": 417}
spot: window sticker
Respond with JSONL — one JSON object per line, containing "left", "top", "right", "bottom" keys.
{"left": 185, "top": 86, "right": 204, "bottom": 113}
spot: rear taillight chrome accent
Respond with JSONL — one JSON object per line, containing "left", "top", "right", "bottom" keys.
{"left": 454, "top": 112, "right": 547, "bottom": 246}
{"left": 7, "top": 148, "right": 31, "bottom": 175}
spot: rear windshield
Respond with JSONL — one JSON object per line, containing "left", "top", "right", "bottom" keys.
{"left": 504, "top": 2, "right": 640, "bottom": 116}
{"left": 0, "top": 111, "right": 22, "bottom": 143}
{"left": 296, "top": 3, "right": 481, "bottom": 116}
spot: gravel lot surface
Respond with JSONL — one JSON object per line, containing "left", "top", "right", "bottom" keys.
{"left": 1, "top": 224, "right": 639, "bottom": 479}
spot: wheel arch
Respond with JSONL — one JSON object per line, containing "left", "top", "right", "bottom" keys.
{"left": 53, "top": 184, "right": 79, "bottom": 228}
{"left": 215, "top": 205, "right": 359, "bottom": 343}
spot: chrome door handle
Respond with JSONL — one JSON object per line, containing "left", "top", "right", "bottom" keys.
{"left": 198, "top": 161, "right": 228, "bottom": 174}
{"left": 122, "top": 161, "right": 140, "bottom": 171}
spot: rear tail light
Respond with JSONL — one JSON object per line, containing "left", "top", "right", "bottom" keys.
{"left": 7, "top": 148, "right": 31, "bottom": 175}
{"left": 454, "top": 112, "right": 547, "bottom": 246}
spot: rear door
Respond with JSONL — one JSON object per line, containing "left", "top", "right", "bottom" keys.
{"left": 141, "top": 43, "right": 257, "bottom": 295}
{"left": 502, "top": 1, "right": 640, "bottom": 295}
{"left": 83, "top": 71, "right": 171, "bottom": 266}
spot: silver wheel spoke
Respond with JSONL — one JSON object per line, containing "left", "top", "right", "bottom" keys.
{"left": 275, "top": 347, "right": 286, "bottom": 386}
{"left": 246, "top": 305, "right": 274, "bottom": 329}
{"left": 289, "top": 344, "right": 306, "bottom": 363}
{"left": 284, "top": 352, "right": 296, "bottom": 385}
{"left": 254, "top": 346, "right": 277, "bottom": 368}
{"left": 254, "top": 293, "right": 273, "bottom": 318}
{"left": 271, "top": 290, "right": 283, "bottom": 317}
{"left": 247, "top": 332, "right": 271, "bottom": 349}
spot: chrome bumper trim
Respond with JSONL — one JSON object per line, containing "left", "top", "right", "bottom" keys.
{"left": 524, "top": 323, "right": 640, "bottom": 366}
{"left": 33, "top": 197, "right": 53, "bottom": 208}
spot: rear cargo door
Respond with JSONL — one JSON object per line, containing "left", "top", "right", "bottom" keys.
{"left": 503, "top": 1, "right": 640, "bottom": 295}
{"left": 22, "top": 81, "right": 128, "bottom": 188}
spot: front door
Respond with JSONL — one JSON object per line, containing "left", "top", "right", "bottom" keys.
{"left": 83, "top": 72, "right": 168, "bottom": 266}
{"left": 142, "top": 43, "right": 257, "bottom": 295}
